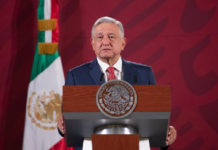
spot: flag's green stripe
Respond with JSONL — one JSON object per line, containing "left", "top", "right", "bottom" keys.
{"left": 30, "top": 0, "right": 59, "bottom": 81}
{"left": 37, "top": 0, "right": 44, "bottom": 20}
{"left": 30, "top": 47, "right": 59, "bottom": 81}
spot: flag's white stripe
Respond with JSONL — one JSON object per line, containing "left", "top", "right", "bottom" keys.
{"left": 44, "top": 0, "right": 51, "bottom": 19}
{"left": 44, "top": 0, "right": 52, "bottom": 43}
{"left": 22, "top": 57, "right": 64, "bottom": 150}
{"left": 45, "top": 31, "right": 52, "bottom": 43}
{"left": 30, "top": 57, "right": 64, "bottom": 91}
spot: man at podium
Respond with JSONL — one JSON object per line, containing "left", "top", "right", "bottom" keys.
{"left": 58, "top": 16, "right": 177, "bottom": 150}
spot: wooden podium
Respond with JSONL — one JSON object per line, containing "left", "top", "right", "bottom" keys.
{"left": 62, "top": 85, "right": 171, "bottom": 150}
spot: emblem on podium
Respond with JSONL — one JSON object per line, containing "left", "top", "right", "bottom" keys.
{"left": 96, "top": 80, "right": 137, "bottom": 118}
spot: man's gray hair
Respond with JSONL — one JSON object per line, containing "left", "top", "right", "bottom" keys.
{"left": 91, "top": 16, "right": 124, "bottom": 38}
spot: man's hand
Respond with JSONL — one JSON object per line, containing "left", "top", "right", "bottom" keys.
{"left": 57, "top": 115, "right": 65, "bottom": 135}
{"left": 166, "top": 126, "right": 177, "bottom": 146}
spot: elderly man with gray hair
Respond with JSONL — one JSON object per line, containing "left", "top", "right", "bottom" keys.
{"left": 58, "top": 16, "right": 177, "bottom": 150}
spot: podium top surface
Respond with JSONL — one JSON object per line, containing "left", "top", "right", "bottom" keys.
{"left": 63, "top": 85, "right": 171, "bottom": 112}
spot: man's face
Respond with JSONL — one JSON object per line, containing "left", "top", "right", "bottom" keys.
{"left": 91, "top": 23, "right": 126, "bottom": 61}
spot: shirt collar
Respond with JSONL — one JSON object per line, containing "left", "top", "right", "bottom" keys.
{"left": 97, "top": 57, "right": 122, "bottom": 73}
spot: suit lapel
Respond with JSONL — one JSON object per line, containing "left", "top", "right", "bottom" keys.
{"left": 89, "top": 58, "right": 105, "bottom": 85}
{"left": 122, "top": 59, "right": 136, "bottom": 84}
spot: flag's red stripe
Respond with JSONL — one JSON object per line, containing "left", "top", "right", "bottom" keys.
{"left": 51, "top": 0, "right": 59, "bottom": 43}
{"left": 49, "top": 138, "right": 75, "bottom": 150}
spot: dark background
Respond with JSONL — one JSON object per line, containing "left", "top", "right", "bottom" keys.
{"left": 0, "top": 0, "right": 218, "bottom": 149}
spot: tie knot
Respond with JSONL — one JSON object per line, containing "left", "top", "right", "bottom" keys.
{"left": 107, "top": 66, "right": 115, "bottom": 73}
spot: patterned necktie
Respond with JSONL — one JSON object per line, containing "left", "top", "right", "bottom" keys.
{"left": 107, "top": 66, "right": 116, "bottom": 81}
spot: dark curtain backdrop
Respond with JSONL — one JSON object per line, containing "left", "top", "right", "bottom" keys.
{"left": 0, "top": 0, "right": 218, "bottom": 149}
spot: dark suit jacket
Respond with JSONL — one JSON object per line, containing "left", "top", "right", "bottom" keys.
{"left": 65, "top": 58, "right": 156, "bottom": 85}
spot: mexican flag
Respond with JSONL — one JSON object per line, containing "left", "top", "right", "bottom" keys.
{"left": 22, "top": 56, "right": 64, "bottom": 150}
{"left": 22, "top": 0, "right": 65, "bottom": 149}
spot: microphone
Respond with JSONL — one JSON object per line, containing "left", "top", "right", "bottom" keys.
{"left": 133, "top": 75, "right": 137, "bottom": 83}
{"left": 100, "top": 73, "right": 104, "bottom": 81}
